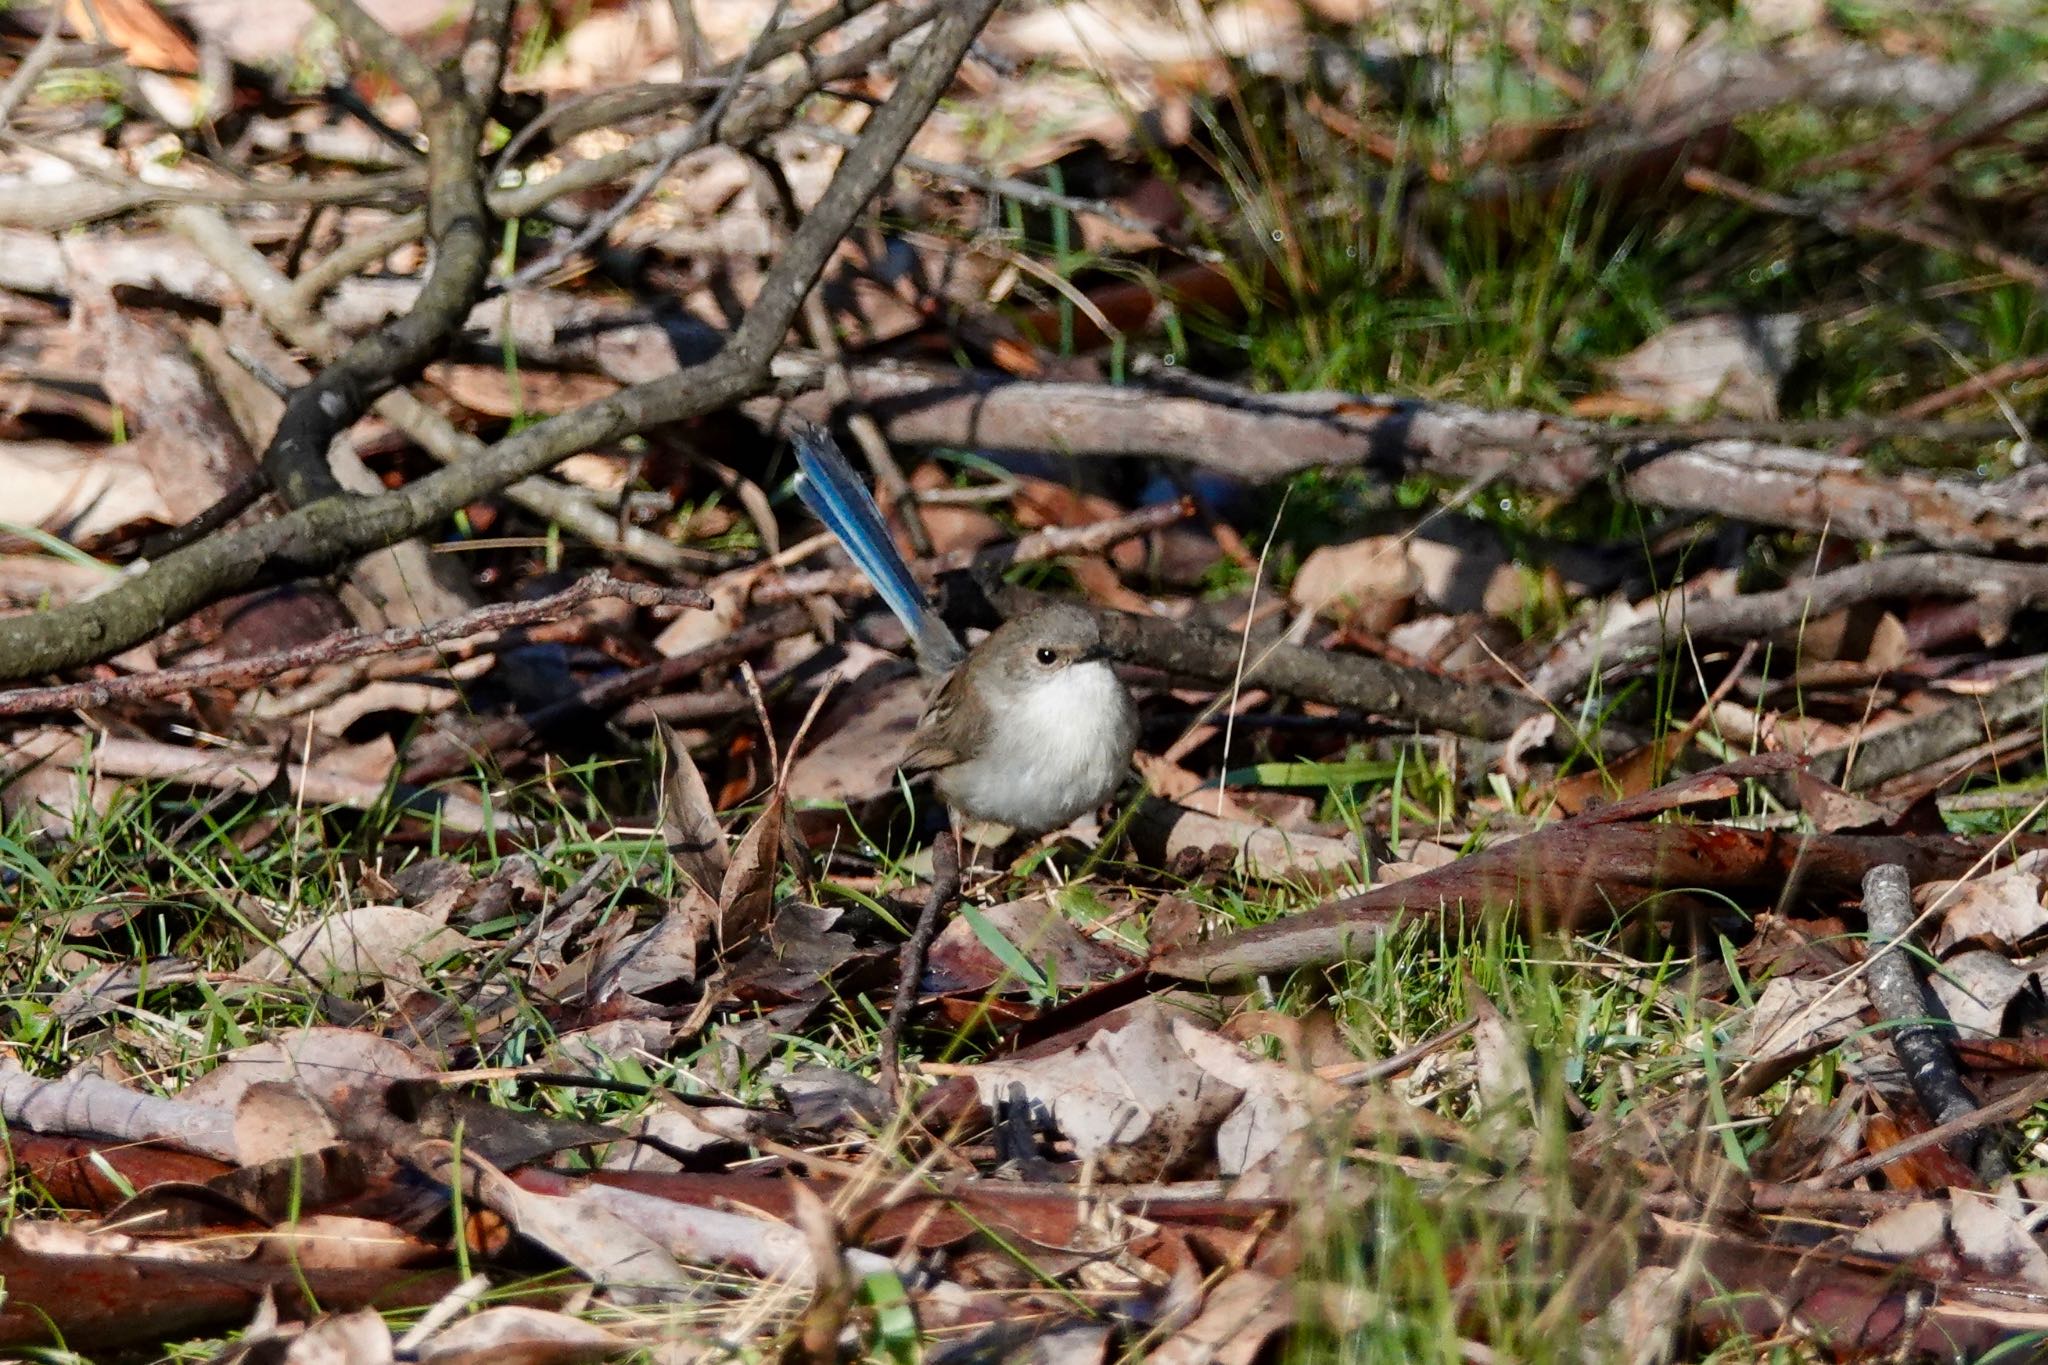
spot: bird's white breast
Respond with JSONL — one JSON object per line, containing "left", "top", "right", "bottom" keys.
{"left": 936, "top": 660, "right": 1135, "bottom": 835}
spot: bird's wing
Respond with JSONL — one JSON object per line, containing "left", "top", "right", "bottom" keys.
{"left": 901, "top": 669, "right": 972, "bottom": 773}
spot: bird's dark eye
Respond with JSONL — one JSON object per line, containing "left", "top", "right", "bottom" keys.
{"left": 1035, "top": 647, "right": 1057, "bottom": 666}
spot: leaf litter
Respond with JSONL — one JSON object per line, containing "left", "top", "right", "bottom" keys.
{"left": 0, "top": 0, "right": 2046, "bottom": 1360}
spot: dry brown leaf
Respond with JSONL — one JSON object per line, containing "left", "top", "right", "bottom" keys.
{"left": 280, "top": 1307, "right": 394, "bottom": 1365}
{"left": 658, "top": 719, "right": 730, "bottom": 900}
{"left": 1466, "top": 982, "right": 1535, "bottom": 1116}
{"left": 781, "top": 670, "right": 924, "bottom": 805}
{"left": 653, "top": 577, "right": 743, "bottom": 657}
{"left": 1172, "top": 1017, "right": 1332, "bottom": 1178}
{"left": 597, "top": 906, "right": 709, "bottom": 997}
{"left": 1145, "top": 1268, "right": 1292, "bottom": 1365}
{"left": 414, "top": 1305, "right": 626, "bottom": 1365}
{"left": 3, "top": 441, "right": 171, "bottom": 541}
{"left": 1853, "top": 1192, "right": 2048, "bottom": 1289}
{"left": 1735, "top": 976, "right": 1868, "bottom": 1063}
{"left": 239, "top": 906, "right": 471, "bottom": 995}
{"left": 926, "top": 893, "right": 1138, "bottom": 995}
{"left": 967, "top": 1002, "right": 1243, "bottom": 1181}
{"left": 233, "top": 1081, "right": 339, "bottom": 1165}
{"left": 75, "top": 291, "right": 256, "bottom": 523}
{"left": 422, "top": 1144, "right": 694, "bottom": 1306}
{"left": 425, "top": 363, "right": 620, "bottom": 418}
{"left": 1928, "top": 949, "right": 2034, "bottom": 1037}
{"left": 1134, "top": 800, "right": 1362, "bottom": 883}
{"left": 1589, "top": 313, "right": 1802, "bottom": 420}
{"left": 1926, "top": 852, "right": 2048, "bottom": 955}
{"left": 717, "top": 791, "right": 785, "bottom": 958}
{"left": 1290, "top": 535, "right": 1419, "bottom": 631}
{"left": 182, "top": 1027, "right": 437, "bottom": 1111}
{"left": 1579, "top": 1266, "right": 1685, "bottom": 1365}
{"left": 256, "top": 1215, "right": 435, "bottom": 1271}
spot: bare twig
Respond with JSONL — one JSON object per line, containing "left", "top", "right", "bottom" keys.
{"left": 1684, "top": 164, "right": 2048, "bottom": 292}
{"left": 401, "top": 606, "right": 818, "bottom": 784}
{"left": 0, "top": 574, "right": 705, "bottom": 718}
{"left": 1861, "top": 85, "right": 2048, "bottom": 207}
{"left": 1821, "top": 1074, "right": 2048, "bottom": 1189}
{"left": 490, "top": 1, "right": 891, "bottom": 171}
{"left": 264, "top": 1, "right": 506, "bottom": 507}
{"left": 296, "top": 0, "right": 938, "bottom": 308}
{"left": 495, "top": 0, "right": 787, "bottom": 295}
{"left": 316, "top": 0, "right": 440, "bottom": 109}
{"left": 1534, "top": 552, "right": 2048, "bottom": 701}
{"left": 880, "top": 830, "right": 960, "bottom": 1107}
{"left": 1837, "top": 350, "right": 2048, "bottom": 457}
{"left": 0, "top": 15, "right": 69, "bottom": 125}
{"left": 171, "top": 206, "right": 693, "bottom": 568}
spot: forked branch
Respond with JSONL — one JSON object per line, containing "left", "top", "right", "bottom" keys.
{"left": 0, "top": 0, "right": 1002, "bottom": 682}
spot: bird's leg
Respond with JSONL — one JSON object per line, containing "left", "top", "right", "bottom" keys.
{"left": 878, "top": 825, "right": 961, "bottom": 1107}
{"left": 952, "top": 815, "right": 1012, "bottom": 893}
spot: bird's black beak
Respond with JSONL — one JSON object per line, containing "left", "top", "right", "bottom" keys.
{"left": 1080, "top": 643, "right": 1112, "bottom": 663}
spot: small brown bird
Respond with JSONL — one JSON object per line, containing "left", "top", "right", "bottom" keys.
{"left": 792, "top": 430, "right": 1137, "bottom": 836}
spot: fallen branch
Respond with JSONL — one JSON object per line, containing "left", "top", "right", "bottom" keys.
{"left": 995, "top": 586, "right": 1544, "bottom": 742}
{"left": 1684, "top": 164, "right": 2048, "bottom": 293}
{"left": 1534, "top": 552, "right": 2048, "bottom": 701}
{"left": 1815, "top": 659, "right": 2048, "bottom": 793}
{"left": 0, "top": 574, "right": 705, "bottom": 718}
{"left": 1860, "top": 864, "right": 2008, "bottom": 1185}
{"left": 782, "top": 364, "right": 2048, "bottom": 553}
{"left": 1155, "top": 816, "right": 2015, "bottom": 982}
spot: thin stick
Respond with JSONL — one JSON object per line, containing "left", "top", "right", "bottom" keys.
{"left": 0, "top": 15, "right": 69, "bottom": 125}
{"left": 880, "top": 830, "right": 960, "bottom": 1106}
{"left": 1821, "top": 1071, "right": 2048, "bottom": 1189}
{"left": 787, "top": 121, "right": 1209, "bottom": 256}
{"left": 1685, "top": 164, "right": 2048, "bottom": 292}
{"left": 1216, "top": 487, "right": 1288, "bottom": 820}
{"left": 0, "top": 573, "right": 706, "bottom": 717}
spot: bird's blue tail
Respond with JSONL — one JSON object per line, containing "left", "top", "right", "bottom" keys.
{"left": 792, "top": 426, "right": 965, "bottom": 674}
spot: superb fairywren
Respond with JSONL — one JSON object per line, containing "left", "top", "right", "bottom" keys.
{"left": 791, "top": 428, "right": 1138, "bottom": 836}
